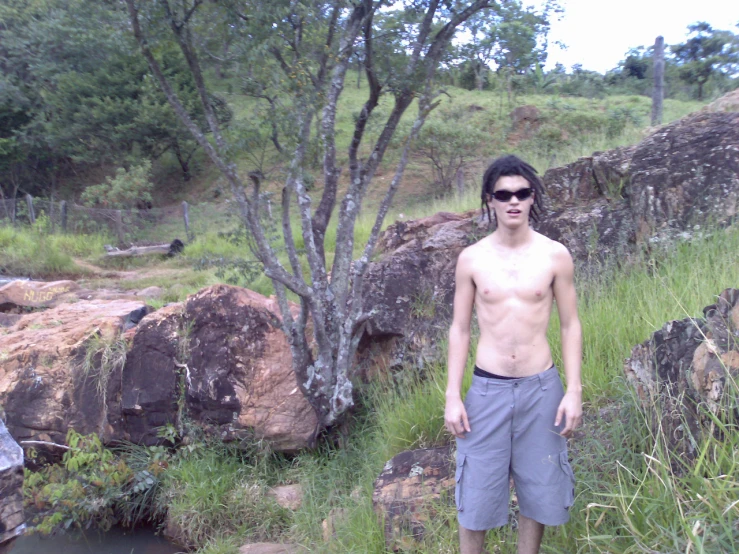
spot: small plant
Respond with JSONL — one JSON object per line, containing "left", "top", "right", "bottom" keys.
{"left": 80, "top": 332, "right": 128, "bottom": 406}
{"left": 24, "top": 430, "right": 134, "bottom": 534}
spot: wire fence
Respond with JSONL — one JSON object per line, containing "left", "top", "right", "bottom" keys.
{"left": 0, "top": 195, "right": 241, "bottom": 245}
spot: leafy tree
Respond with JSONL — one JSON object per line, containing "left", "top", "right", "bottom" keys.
{"left": 671, "top": 22, "right": 739, "bottom": 100}
{"left": 457, "top": 0, "right": 559, "bottom": 91}
{"left": 125, "top": 0, "right": 497, "bottom": 432}
{"left": 415, "top": 107, "right": 486, "bottom": 191}
{"left": 0, "top": 0, "right": 227, "bottom": 194}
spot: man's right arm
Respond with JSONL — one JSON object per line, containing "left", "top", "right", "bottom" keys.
{"left": 445, "top": 248, "right": 476, "bottom": 439}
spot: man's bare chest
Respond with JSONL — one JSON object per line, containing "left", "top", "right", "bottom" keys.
{"left": 472, "top": 260, "right": 554, "bottom": 305}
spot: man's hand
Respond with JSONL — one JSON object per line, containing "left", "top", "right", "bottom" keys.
{"left": 555, "top": 391, "right": 582, "bottom": 438}
{"left": 445, "top": 396, "right": 471, "bottom": 439}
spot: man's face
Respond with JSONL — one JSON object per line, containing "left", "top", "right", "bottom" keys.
{"left": 490, "top": 175, "right": 534, "bottom": 228}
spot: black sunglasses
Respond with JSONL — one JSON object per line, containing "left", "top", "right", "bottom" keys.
{"left": 491, "top": 188, "right": 533, "bottom": 202}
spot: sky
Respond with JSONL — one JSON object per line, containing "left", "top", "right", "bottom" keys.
{"left": 542, "top": 0, "right": 739, "bottom": 73}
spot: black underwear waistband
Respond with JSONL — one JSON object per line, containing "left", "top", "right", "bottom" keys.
{"left": 473, "top": 365, "right": 521, "bottom": 380}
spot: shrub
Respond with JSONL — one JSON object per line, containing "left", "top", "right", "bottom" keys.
{"left": 81, "top": 160, "right": 154, "bottom": 210}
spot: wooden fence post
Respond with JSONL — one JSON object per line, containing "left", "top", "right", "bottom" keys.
{"left": 115, "top": 210, "right": 125, "bottom": 245}
{"left": 651, "top": 36, "right": 664, "bottom": 126}
{"left": 182, "top": 201, "right": 193, "bottom": 242}
{"left": 60, "top": 201, "right": 68, "bottom": 232}
{"left": 26, "top": 194, "right": 35, "bottom": 224}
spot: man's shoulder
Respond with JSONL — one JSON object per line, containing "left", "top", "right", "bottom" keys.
{"left": 532, "top": 231, "right": 570, "bottom": 257}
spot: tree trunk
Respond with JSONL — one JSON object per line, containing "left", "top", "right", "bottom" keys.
{"left": 651, "top": 36, "right": 664, "bottom": 126}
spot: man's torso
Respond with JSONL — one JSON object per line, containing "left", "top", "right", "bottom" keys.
{"left": 468, "top": 231, "right": 557, "bottom": 377}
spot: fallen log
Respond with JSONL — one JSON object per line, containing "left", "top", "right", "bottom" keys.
{"left": 106, "top": 239, "right": 184, "bottom": 258}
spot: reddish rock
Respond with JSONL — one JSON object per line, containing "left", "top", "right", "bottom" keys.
{"left": 183, "top": 285, "right": 318, "bottom": 452}
{"left": 372, "top": 446, "right": 454, "bottom": 551}
{"left": 0, "top": 280, "right": 79, "bottom": 310}
{"left": 509, "top": 105, "right": 542, "bottom": 143}
{"left": 0, "top": 299, "right": 148, "bottom": 450}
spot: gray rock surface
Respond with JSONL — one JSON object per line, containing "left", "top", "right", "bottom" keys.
{"left": 624, "top": 289, "right": 739, "bottom": 462}
{"left": 0, "top": 419, "right": 25, "bottom": 545}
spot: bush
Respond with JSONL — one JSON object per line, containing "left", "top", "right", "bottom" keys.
{"left": 81, "top": 160, "right": 154, "bottom": 210}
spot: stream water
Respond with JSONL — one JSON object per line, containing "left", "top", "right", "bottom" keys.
{"left": 7, "top": 526, "right": 181, "bottom": 554}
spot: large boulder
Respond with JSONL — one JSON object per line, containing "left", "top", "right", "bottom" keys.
{"left": 625, "top": 289, "right": 739, "bottom": 461}
{"left": 182, "top": 285, "right": 318, "bottom": 451}
{"left": 0, "top": 299, "right": 148, "bottom": 451}
{"left": 627, "top": 111, "right": 739, "bottom": 243}
{"left": 372, "top": 446, "right": 454, "bottom": 551}
{"left": 0, "top": 420, "right": 24, "bottom": 546}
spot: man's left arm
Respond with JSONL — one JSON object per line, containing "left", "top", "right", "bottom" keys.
{"left": 551, "top": 243, "right": 582, "bottom": 438}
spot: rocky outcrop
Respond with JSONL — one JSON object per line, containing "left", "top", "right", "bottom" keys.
{"left": 1, "top": 284, "right": 317, "bottom": 454}
{"left": 360, "top": 212, "right": 483, "bottom": 375}
{"left": 0, "top": 419, "right": 25, "bottom": 546}
{"left": 625, "top": 289, "right": 739, "bottom": 461}
{"left": 115, "top": 285, "right": 318, "bottom": 451}
{"left": 0, "top": 299, "right": 148, "bottom": 451}
{"left": 372, "top": 446, "right": 454, "bottom": 551}
{"left": 628, "top": 111, "right": 739, "bottom": 243}
{"left": 543, "top": 146, "right": 636, "bottom": 207}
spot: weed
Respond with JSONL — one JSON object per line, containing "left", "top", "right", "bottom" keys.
{"left": 80, "top": 332, "right": 128, "bottom": 406}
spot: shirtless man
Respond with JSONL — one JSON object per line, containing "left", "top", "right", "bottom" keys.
{"left": 444, "top": 155, "right": 582, "bottom": 554}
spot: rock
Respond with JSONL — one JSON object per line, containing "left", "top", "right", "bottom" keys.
{"left": 135, "top": 286, "right": 164, "bottom": 299}
{"left": 0, "top": 419, "right": 25, "bottom": 545}
{"left": 238, "top": 544, "right": 307, "bottom": 554}
{"left": 359, "top": 212, "right": 482, "bottom": 377}
{"left": 0, "top": 280, "right": 79, "bottom": 311}
{"left": 704, "top": 89, "right": 739, "bottom": 113}
{"left": 543, "top": 145, "right": 636, "bottom": 208}
{"left": 321, "top": 507, "right": 348, "bottom": 543}
{"left": 627, "top": 111, "right": 739, "bottom": 243}
{"left": 183, "top": 285, "right": 318, "bottom": 452}
{"left": 372, "top": 446, "right": 454, "bottom": 551}
{"left": 0, "top": 299, "right": 148, "bottom": 453}
{"left": 116, "top": 303, "right": 185, "bottom": 445}
{"left": 624, "top": 289, "right": 739, "bottom": 462}
{"left": 509, "top": 105, "right": 541, "bottom": 143}
{"left": 267, "top": 484, "right": 303, "bottom": 510}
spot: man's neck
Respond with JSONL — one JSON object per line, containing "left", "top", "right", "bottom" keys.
{"left": 491, "top": 223, "right": 532, "bottom": 249}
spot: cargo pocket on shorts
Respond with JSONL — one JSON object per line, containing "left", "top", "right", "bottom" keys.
{"left": 559, "top": 451, "right": 576, "bottom": 508}
{"left": 455, "top": 453, "right": 466, "bottom": 512}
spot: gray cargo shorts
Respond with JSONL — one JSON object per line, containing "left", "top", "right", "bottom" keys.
{"left": 455, "top": 366, "right": 575, "bottom": 530}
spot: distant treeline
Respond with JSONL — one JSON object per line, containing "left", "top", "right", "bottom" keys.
{"left": 1, "top": 0, "right": 736, "bottom": 202}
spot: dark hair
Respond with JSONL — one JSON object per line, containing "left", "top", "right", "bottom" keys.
{"left": 481, "top": 155, "right": 545, "bottom": 224}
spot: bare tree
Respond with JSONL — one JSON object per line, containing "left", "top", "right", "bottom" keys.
{"left": 125, "top": 0, "right": 495, "bottom": 435}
